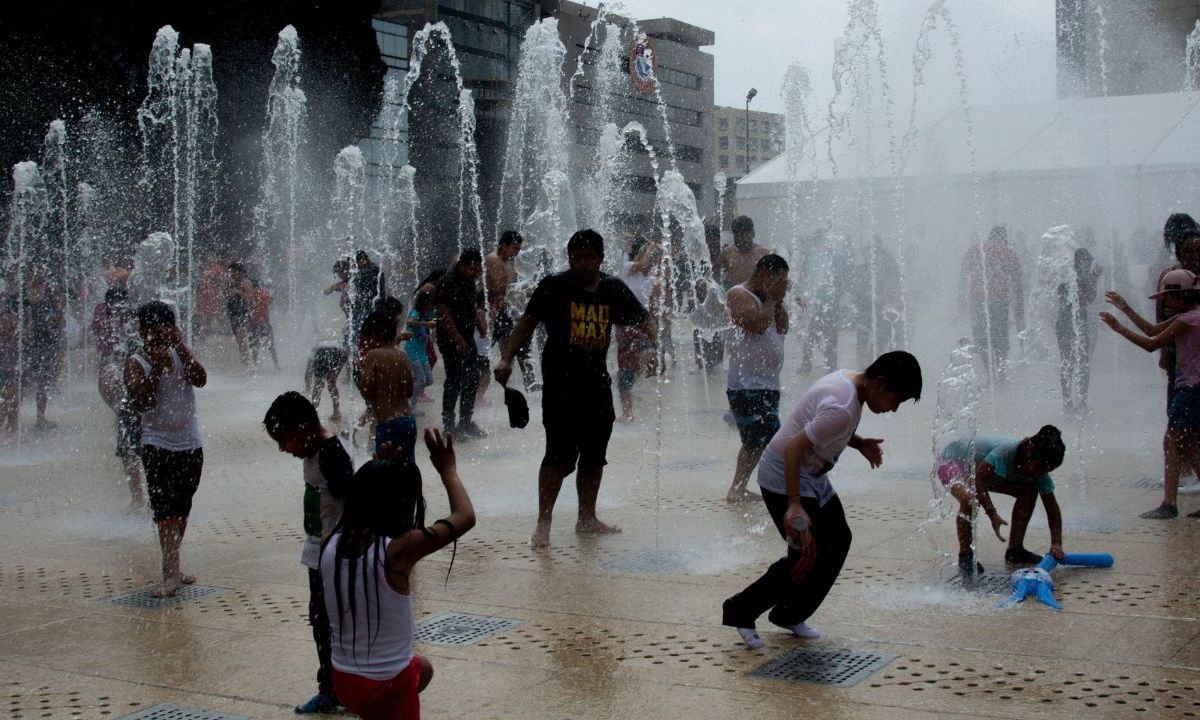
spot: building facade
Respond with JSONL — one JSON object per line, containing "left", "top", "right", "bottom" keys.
{"left": 712, "top": 106, "right": 784, "bottom": 180}
{"left": 1057, "top": 0, "right": 1200, "bottom": 97}
{"left": 556, "top": 0, "right": 716, "bottom": 233}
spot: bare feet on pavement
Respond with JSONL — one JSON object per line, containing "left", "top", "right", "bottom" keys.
{"left": 576, "top": 518, "right": 621, "bottom": 535}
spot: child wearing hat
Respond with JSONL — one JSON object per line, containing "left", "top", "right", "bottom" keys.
{"left": 1102, "top": 268, "right": 1200, "bottom": 518}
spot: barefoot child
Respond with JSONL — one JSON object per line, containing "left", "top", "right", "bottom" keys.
{"left": 1102, "top": 269, "right": 1200, "bottom": 518}
{"left": 124, "top": 301, "right": 207, "bottom": 597}
{"left": 937, "top": 426, "right": 1067, "bottom": 578}
{"left": 305, "top": 342, "right": 348, "bottom": 422}
{"left": 404, "top": 291, "right": 437, "bottom": 407}
{"left": 264, "top": 391, "right": 355, "bottom": 715}
{"left": 722, "top": 351, "right": 922, "bottom": 648}
{"left": 359, "top": 309, "right": 416, "bottom": 464}
{"left": 320, "top": 429, "right": 475, "bottom": 720}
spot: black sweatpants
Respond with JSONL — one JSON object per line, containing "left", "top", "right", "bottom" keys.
{"left": 308, "top": 568, "right": 335, "bottom": 698}
{"left": 722, "top": 490, "right": 852, "bottom": 628}
{"left": 441, "top": 348, "right": 479, "bottom": 430}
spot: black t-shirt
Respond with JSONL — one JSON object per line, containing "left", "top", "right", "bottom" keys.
{"left": 435, "top": 268, "right": 479, "bottom": 353}
{"left": 525, "top": 271, "right": 648, "bottom": 401}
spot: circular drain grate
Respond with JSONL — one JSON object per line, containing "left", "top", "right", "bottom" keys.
{"left": 195, "top": 519, "right": 301, "bottom": 542}
{"left": 191, "top": 589, "right": 306, "bottom": 625}
{"left": 0, "top": 565, "right": 141, "bottom": 599}
{"left": 869, "top": 658, "right": 1200, "bottom": 716}
{"left": 5, "top": 683, "right": 143, "bottom": 719}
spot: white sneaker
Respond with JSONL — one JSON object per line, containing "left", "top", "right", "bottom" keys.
{"left": 786, "top": 622, "right": 822, "bottom": 639}
{"left": 736, "top": 627, "right": 764, "bottom": 648}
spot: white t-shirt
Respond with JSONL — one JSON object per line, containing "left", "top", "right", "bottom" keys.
{"left": 756, "top": 370, "right": 861, "bottom": 506}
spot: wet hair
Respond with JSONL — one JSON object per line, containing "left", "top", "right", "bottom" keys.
{"left": 732, "top": 215, "right": 754, "bottom": 235}
{"left": 322, "top": 460, "right": 428, "bottom": 662}
{"left": 229, "top": 261, "right": 246, "bottom": 275}
{"left": 498, "top": 230, "right": 523, "bottom": 247}
{"left": 415, "top": 269, "right": 445, "bottom": 296}
{"left": 333, "top": 258, "right": 351, "bottom": 276}
{"left": 104, "top": 286, "right": 129, "bottom": 307}
{"left": 567, "top": 228, "right": 605, "bottom": 256}
{"left": 864, "top": 350, "right": 923, "bottom": 401}
{"left": 413, "top": 289, "right": 434, "bottom": 310}
{"left": 1164, "top": 213, "right": 1199, "bottom": 249}
{"left": 356, "top": 249, "right": 371, "bottom": 263}
{"left": 1020, "top": 425, "right": 1066, "bottom": 471}
{"left": 360, "top": 309, "right": 396, "bottom": 344}
{"left": 755, "top": 253, "right": 789, "bottom": 274}
{"left": 376, "top": 295, "right": 404, "bottom": 319}
{"left": 458, "top": 248, "right": 483, "bottom": 267}
{"left": 988, "top": 225, "right": 1008, "bottom": 244}
{"left": 136, "top": 300, "right": 175, "bottom": 333}
{"left": 704, "top": 223, "right": 721, "bottom": 240}
{"left": 263, "top": 390, "right": 319, "bottom": 434}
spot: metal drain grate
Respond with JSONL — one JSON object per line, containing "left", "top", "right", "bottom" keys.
{"left": 108, "top": 584, "right": 227, "bottom": 609}
{"left": 751, "top": 648, "right": 896, "bottom": 687}
{"left": 117, "top": 703, "right": 247, "bottom": 720}
{"left": 944, "top": 573, "right": 1013, "bottom": 595}
{"left": 602, "top": 549, "right": 689, "bottom": 575}
{"left": 415, "top": 612, "right": 522, "bottom": 646}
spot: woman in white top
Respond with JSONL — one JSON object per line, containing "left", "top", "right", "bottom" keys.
{"left": 321, "top": 429, "right": 475, "bottom": 720}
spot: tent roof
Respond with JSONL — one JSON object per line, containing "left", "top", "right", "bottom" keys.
{"left": 739, "top": 92, "right": 1200, "bottom": 187}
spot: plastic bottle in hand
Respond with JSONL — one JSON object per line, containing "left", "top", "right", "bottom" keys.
{"left": 786, "top": 514, "right": 809, "bottom": 549}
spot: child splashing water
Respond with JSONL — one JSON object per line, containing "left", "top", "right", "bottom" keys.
{"left": 936, "top": 426, "right": 1067, "bottom": 580}
{"left": 1102, "top": 269, "right": 1200, "bottom": 519}
{"left": 320, "top": 429, "right": 475, "bottom": 719}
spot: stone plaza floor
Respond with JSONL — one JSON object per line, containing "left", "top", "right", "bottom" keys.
{"left": 1, "top": 339, "right": 1197, "bottom": 719}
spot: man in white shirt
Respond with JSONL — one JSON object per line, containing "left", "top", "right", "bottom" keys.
{"left": 722, "top": 351, "right": 923, "bottom": 648}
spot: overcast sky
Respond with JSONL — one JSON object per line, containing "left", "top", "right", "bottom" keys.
{"left": 613, "top": 0, "right": 1057, "bottom": 116}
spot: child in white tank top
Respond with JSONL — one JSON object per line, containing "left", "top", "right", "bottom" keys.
{"left": 319, "top": 429, "right": 475, "bottom": 720}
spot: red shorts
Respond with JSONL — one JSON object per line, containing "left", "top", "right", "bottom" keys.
{"left": 332, "top": 655, "right": 423, "bottom": 720}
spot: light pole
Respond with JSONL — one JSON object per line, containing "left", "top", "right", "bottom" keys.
{"left": 744, "top": 87, "right": 757, "bottom": 176}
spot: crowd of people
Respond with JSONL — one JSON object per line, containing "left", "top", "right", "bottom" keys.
{"left": 5, "top": 210, "right": 1200, "bottom": 719}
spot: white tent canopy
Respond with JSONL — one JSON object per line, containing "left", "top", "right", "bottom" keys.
{"left": 740, "top": 92, "right": 1200, "bottom": 196}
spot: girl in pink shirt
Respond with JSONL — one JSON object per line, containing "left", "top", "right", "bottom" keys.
{"left": 1102, "top": 268, "right": 1200, "bottom": 519}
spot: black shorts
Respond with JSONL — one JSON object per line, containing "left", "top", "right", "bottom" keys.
{"left": 141, "top": 445, "right": 203, "bottom": 523}
{"left": 541, "top": 395, "right": 615, "bottom": 474}
{"left": 226, "top": 298, "right": 250, "bottom": 332}
{"left": 311, "top": 346, "right": 347, "bottom": 380}
{"left": 726, "top": 389, "right": 781, "bottom": 450}
{"left": 115, "top": 404, "right": 142, "bottom": 461}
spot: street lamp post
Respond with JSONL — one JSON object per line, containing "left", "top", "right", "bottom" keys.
{"left": 744, "top": 87, "right": 757, "bottom": 176}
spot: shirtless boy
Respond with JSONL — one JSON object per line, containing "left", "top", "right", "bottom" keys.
{"left": 359, "top": 309, "right": 416, "bottom": 465}
{"left": 715, "top": 216, "right": 769, "bottom": 289}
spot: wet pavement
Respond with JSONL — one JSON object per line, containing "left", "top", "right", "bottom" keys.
{"left": 1, "top": 338, "right": 1198, "bottom": 719}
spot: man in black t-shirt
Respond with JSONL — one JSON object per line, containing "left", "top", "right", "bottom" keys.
{"left": 495, "top": 230, "right": 654, "bottom": 547}
{"left": 436, "top": 249, "right": 486, "bottom": 437}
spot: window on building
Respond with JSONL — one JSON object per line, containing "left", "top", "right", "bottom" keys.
{"left": 736, "top": 138, "right": 745, "bottom": 150}
{"left": 719, "top": 117, "right": 729, "bottom": 131}
{"left": 748, "top": 138, "right": 758, "bottom": 151}
{"left": 736, "top": 118, "right": 745, "bottom": 130}
{"left": 736, "top": 154, "right": 745, "bottom": 166}
{"left": 719, "top": 136, "right": 728, "bottom": 149}
{"left": 750, "top": 120, "right": 759, "bottom": 133}
{"left": 675, "top": 145, "right": 703, "bottom": 163}
{"left": 719, "top": 155, "right": 729, "bottom": 167}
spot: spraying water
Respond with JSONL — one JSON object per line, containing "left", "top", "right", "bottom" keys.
{"left": 255, "top": 26, "right": 305, "bottom": 321}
